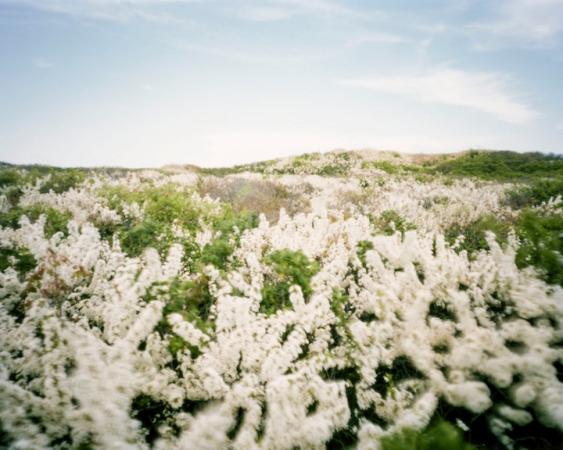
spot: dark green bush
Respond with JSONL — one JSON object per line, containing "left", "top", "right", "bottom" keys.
{"left": 0, "top": 205, "right": 72, "bottom": 238}
{"left": 147, "top": 275, "right": 214, "bottom": 358}
{"left": 369, "top": 211, "right": 417, "bottom": 236}
{"left": 0, "top": 247, "right": 37, "bottom": 274}
{"left": 118, "top": 220, "right": 174, "bottom": 257}
{"left": 435, "top": 151, "right": 563, "bottom": 181}
{"left": 39, "top": 169, "right": 86, "bottom": 194}
{"left": 380, "top": 420, "right": 475, "bottom": 450}
{"left": 515, "top": 211, "right": 563, "bottom": 286}
{"left": 0, "top": 169, "right": 22, "bottom": 188}
{"left": 444, "top": 215, "right": 513, "bottom": 253}
{"left": 506, "top": 179, "right": 563, "bottom": 209}
{"left": 260, "top": 249, "right": 320, "bottom": 315}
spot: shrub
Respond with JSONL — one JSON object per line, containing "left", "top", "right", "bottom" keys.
{"left": 39, "top": 169, "right": 86, "bottom": 194}
{"left": 260, "top": 249, "right": 320, "bottom": 315}
{"left": 381, "top": 420, "right": 475, "bottom": 450}
{"left": 369, "top": 210, "right": 417, "bottom": 236}
{"left": 0, "top": 169, "right": 22, "bottom": 188}
{"left": 515, "top": 210, "right": 563, "bottom": 286}
{"left": 506, "top": 179, "right": 563, "bottom": 208}
{"left": 435, "top": 150, "right": 563, "bottom": 181}
{"left": 0, "top": 205, "right": 73, "bottom": 238}
{"left": 445, "top": 215, "right": 513, "bottom": 253}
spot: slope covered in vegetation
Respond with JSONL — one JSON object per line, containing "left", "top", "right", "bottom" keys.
{"left": 0, "top": 149, "right": 562, "bottom": 449}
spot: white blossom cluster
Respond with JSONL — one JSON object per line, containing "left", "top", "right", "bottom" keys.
{"left": 0, "top": 159, "right": 562, "bottom": 450}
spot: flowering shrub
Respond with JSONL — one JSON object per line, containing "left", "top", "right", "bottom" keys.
{"left": 1, "top": 151, "right": 563, "bottom": 449}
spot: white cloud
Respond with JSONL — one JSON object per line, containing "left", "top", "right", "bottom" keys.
{"left": 5, "top": 0, "right": 378, "bottom": 23}
{"left": 219, "top": 0, "right": 384, "bottom": 23}
{"left": 351, "top": 32, "right": 410, "bottom": 45}
{"left": 271, "top": 0, "right": 382, "bottom": 20}
{"left": 342, "top": 69, "right": 538, "bottom": 124}
{"left": 223, "top": 6, "right": 293, "bottom": 22}
{"left": 172, "top": 39, "right": 333, "bottom": 64}
{"left": 1, "top": 0, "right": 211, "bottom": 21}
{"left": 469, "top": 0, "right": 563, "bottom": 47}
{"left": 33, "top": 58, "right": 53, "bottom": 68}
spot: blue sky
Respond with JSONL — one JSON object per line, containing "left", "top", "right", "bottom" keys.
{"left": 0, "top": 0, "right": 562, "bottom": 168}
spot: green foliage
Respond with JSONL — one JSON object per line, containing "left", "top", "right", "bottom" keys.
{"left": 199, "top": 166, "right": 246, "bottom": 176}
{"left": 300, "top": 152, "right": 320, "bottom": 160}
{"left": 318, "top": 164, "right": 347, "bottom": 176}
{"left": 147, "top": 276, "right": 214, "bottom": 358}
{"left": 370, "top": 211, "right": 417, "bottom": 236}
{"left": 445, "top": 210, "right": 563, "bottom": 287}
{"left": 0, "top": 205, "right": 73, "bottom": 238}
{"left": 365, "top": 161, "right": 427, "bottom": 175}
{"left": 0, "top": 169, "right": 22, "bottom": 188}
{"left": 380, "top": 420, "right": 475, "bottom": 450}
{"left": 515, "top": 210, "right": 563, "bottom": 286}
{"left": 356, "top": 240, "right": 374, "bottom": 268}
{"left": 97, "top": 184, "right": 204, "bottom": 257}
{"left": 260, "top": 249, "right": 320, "bottom": 315}
{"left": 330, "top": 288, "right": 350, "bottom": 325}
{"left": 198, "top": 210, "right": 259, "bottom": 272}
{"left": 39, "top": 169, "right": 86, "bottom": 194}
{"left": 369, "top": 161, "right": 402, "bottom": 174}
{"left": 118, "top": 220, "right": 175, "bottom": 258}
{"left": 506, "top": 179, "right": 563, "bottom": 208}
{"left": 200, "top": 239, "right": 234, "bottom": 271}
{"left": 445, "top": 215, "right": 513, "bottom": 253}
{"left": 131, "top": 394, "right": 207, "bottom": 445}
{"left": 0, "top": 246, "right": 37, "bottom": 274}
{"left": 98, "top": 183, "right": 259, "bottom": 260}
{"left": 435, "top": 150, "right": 563, "bottom": 181}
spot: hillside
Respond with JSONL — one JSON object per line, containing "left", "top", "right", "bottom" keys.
{"left": 1, "top": 149, "right": 563, "bottom": 449}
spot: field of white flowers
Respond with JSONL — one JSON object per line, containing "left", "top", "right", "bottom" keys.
{"left": 1, "top": 150, "right": 563, "bottom": 449}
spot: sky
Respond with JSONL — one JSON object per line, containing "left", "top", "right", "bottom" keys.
{"left": 0, "top": 0, "right": 562, "bottom": 168}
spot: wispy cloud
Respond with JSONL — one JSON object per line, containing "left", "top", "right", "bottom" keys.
{"left": 351, "top": 32, "right": 411, "bottom": 45}
{"left": 4, "top": 0, "right": 379, "bottom": 23}
{"left": 468, "top": 0, "right": 563, "bottom": 48}
{"left": 1, "top": 0, "right": 211, "bottom": 21}
{"left": 219, "top": 0, "right": 384, "bottom": 23}
{"left": 342, "top": 68, "right": 539, "bottom": 124}
{"left": 33, "top": 58, "right": 53, "bottom": 68}
{"left": 222, "top": 6, "right": 293, "bottom": 22}
{"left": 271, "top": 0, "right": 383, "bottom": 21}
{"left": 172, "top": 39, "right": 333, "bottom": 64}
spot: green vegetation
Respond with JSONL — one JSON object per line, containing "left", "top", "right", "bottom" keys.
{"left": 506, "top": 179, "right": 563, "bottom": 208}
{"left": 2, "top": 151, "right": 563, "bottom": 450}
{"left": 95, "top": 183, "right": 259, "bottom": 261}
{"left": 369, "top": 210, "right": 417, "bottom": 236}
{"left": 39, "top": 169, "right": 86, "bottom": 194}
{"left": 435, "top": 150, "right": 563, "bottom": 180}
{"left": 445, "top": 215, "right": 514, "bottom": 253}
{"left": 0, "top": 204, "right": 73, "bottom": 238}
{"left": 260, "top": 249, "right": 320, "bottom": 315}
{"left": 380, "top": 419, "right": 475, "bottom": 450}
{"left": 0, "top": 246, "right": 36, "bottom": 274}
{"left": 515, "top": 210, "right": 563, "bottom": 286}
{"left": 446, "top": 210, "right": 563, "bottom": 288}
{"left": 363, "top": 161, "right": 427, "bottom": 175}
